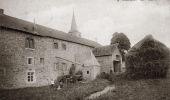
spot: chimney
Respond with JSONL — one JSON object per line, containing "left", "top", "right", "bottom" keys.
{"left": 0, "top": 9, "right": 4, "bottom": 14}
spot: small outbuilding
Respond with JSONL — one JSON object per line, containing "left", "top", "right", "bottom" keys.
{"left": 93, "top": 44, "right": 124, "bottom": 74}
{"left": 81, "top": 50, "right": 100, "bottom": 80}
{"left": 126, "top": 35, "right": 170, "bottom": 78}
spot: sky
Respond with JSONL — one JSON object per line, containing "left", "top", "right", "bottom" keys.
{"left": 0, "top": 0, "right": 170, "bottom": 47}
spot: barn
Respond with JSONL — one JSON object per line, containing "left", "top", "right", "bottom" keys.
{"left": 93, "top": 44, "right": 125, "bottom": 74}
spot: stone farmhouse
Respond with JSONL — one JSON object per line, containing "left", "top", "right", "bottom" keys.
{"left": 93, "top": 44, "right": 125, "bottom": 74}
{"left": 0, "top": 9, "right": 101, "bottom": 89}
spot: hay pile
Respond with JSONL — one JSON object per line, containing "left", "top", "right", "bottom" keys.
{"left": 125, "top": 35, "right": 170, "bottom": 79}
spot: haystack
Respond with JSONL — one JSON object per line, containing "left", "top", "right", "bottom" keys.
{"left": 126, "top": 35, "right": 170, "bottom": 79}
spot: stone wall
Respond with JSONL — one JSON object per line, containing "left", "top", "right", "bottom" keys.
{"left": 97, "top": 56, "right": 113, "bottom": 73}
{"left": 96, "top": 48, "right": 122, "bottom": 74}
{"left": 83, "top": 66, "right": 100, "bottom": 80}
{"left": 0, "top": 28, "right": 95, "bottom": 89}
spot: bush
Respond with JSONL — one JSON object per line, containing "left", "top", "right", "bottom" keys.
{"left": 75, "top": 70, "right": 83, "bottom": 81}
{"left": 54, "top": 75, "right": 68, "bottom": 85}
{"left": 97, "top": 72, "right": 112, "bottom": 81}
{"left": 75, "top": 70, "right": 83, "bottom": 76}
{"left": 126, "top": 35, "right": 170, "bottom": 79}
{"left": 97, "top": 72, "right": 127, "bottom": 83}
{"left": 54, "top": 71, "right": 83, "bottom": 85}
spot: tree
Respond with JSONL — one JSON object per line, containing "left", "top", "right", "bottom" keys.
{"left": 111, "top": 32, "right": 131, "bottom": 60}
{"left": 111, "top": 32, "right": 131, "bottom": 50}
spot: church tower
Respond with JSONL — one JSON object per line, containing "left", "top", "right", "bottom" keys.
{"left": 68, "top": 12, "right": 81, "bottom": 37}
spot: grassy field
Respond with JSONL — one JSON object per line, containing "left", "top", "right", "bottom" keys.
{"left": 94, "top": 76, "right": 170, "bottom": 100}
{"left": 1, "top": 75, "right": 170, "bottom": 100}
{"left": 0, "top": 79, "right": 109, "bottom": 100}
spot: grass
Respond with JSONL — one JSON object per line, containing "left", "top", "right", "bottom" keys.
{"left": 1, "top": 74, "right": 170, "bottom": 100}
{"left": 0, "top": 79, "right": 109, "bottom": 100}
{"left": 93, "top": 74, "right": 170, "bottom": 100}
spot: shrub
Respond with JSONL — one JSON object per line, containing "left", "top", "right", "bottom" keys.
{"left": 75, "top": 70, "right": 83, "bottom": 81}
{"left": 54, "top": 75, "right": 67, "bottom": 85}
{"left": 97, "top": 72, "right": 127, "bottom": 82}
{"left": 97, "top": 72, "right": 112, "bottom": 81}
{"left": 75, "top": 70, "right": 83, "bottom": 76}
{"left": 54, "top": 71, "right": 83, "bottom": 85}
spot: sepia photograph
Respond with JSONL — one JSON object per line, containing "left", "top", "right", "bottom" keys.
{"left": 0, "top": 0, "right": 170, "bottom": 100}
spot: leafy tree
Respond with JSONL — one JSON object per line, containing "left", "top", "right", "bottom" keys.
{"left": 111, "top": 32, "right": 131, "bottom": 50}
{"left": 111, "top": 32, "right": 131, "bottom": 60}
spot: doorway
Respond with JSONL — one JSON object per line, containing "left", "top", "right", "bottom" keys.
{"left": 113, "top": 61, "right": 121, "bottom": 72}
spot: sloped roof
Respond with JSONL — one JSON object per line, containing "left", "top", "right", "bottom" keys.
{"left": 83, "top": 50, "right": 100, "bottom": 66}
{"left": 127, "top": 35, "right": 170, "bottom": 56}
{"left": 75, "top": 49, "right": 100, "bottom": 66}
{"left": 93, "top": 44, "right": 118, "bottom": 57}
{"left": 0, "top": 14, "right": 101, "bottom": 48}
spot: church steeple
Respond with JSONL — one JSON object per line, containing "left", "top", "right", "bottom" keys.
{"left": 69, "top": 11, "right": 81, "bottom": 37}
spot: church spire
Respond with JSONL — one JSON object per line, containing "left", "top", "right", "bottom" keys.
{"left": 70, "top": 11, "right": 78, "bottom": 32}
{"left": 69, "top": 11, "right": 81, "bottom": 37}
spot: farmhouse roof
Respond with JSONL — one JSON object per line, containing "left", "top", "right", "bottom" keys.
{"left": 0, "top": 13, "right": 101, "bottom": 48}
{"left": 127, "top": 35, "right": 170, "bottom": 56}
{"left": 83, "top": 50, "right": 100, "bottom": 66}
{"left": 93, "top": 44, "right": 119, "bottom": 57}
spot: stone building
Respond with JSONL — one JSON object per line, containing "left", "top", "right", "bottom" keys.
{"left": 93, "top": 44, "right": 124, "bottom": 74}
{"left": 81, "top": 50, "right": 100, "bottom": 80}
{"left": 0, "top": 9, "right": 101, "bottom": 89}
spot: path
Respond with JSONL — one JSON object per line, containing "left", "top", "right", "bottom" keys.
{"left": 86, "top": 85, "right": 116, "bottom": 100}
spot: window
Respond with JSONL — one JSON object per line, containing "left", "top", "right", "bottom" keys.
{"left": 0, "top": 68, "right": 6, "bottom": 76}
{"left": 25, "top": 37, "right": 35, "bottom": 49}
{"left": 54, "top": 63, "right": 59, "bottom": 70}
{"left": 27, "top": 71, "right": 35, "bottom": 83}
{"left": 62, "top": 43, "right": 66, "bottom": 50}
{"left": 54, "top": 43, "right": 58, "bottom": 49}
{"left": 110, "top": 70, "right": 113, "bottom": 74}
{"left": 116, "top": 55, "right": 120, "bottom": 60}
{"left": 62, "top": 63, "right": 67, "bottom": 71}
{"left": 87, "top": 71, "right": 89, "bottom": 74}
{"left": 40, "top": 58, "right": 44, "bottom": 64}
{"left": 27, "top": 57, "right": 34, "bottom": 65}
{"left": 62, "top": 63, "right": 67, "bottom": 75}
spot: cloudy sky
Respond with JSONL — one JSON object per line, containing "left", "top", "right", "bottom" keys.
{"left": 0, "top": 0, "right": 170, "bottom": 47}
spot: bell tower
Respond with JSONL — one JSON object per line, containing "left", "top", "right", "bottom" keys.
{"left": 68, "top": 11, "right": 81, "bottom": 37}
